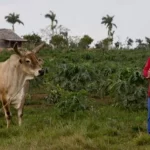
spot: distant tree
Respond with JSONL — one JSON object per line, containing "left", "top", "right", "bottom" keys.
{"left": 145, "top": 37, "right": 150, "bottom": 44}
{"left": 95, "top": 41, "right": 103, "bottom": 49}
{"left": 60, "top": 31, "right": 68, "bottom": 39}
{"left": 50, "top": 34, "right": 68, "bottom": 49}
{"left": 136, "top": 39, "right": 143, "bottom": 48}
{"left": 136, "top": 39, "right": 143, "bottom": 45}
{"left": 5, "top": 13, "right": 24, "bottom": 32}
{"left": 145, "top": 37, "right": 150, "bottom": 45}
{"left": 57, "top": 25, "right": 70, "bottom": 39}
{"left": 68, "top": 36, "right": 80, "bottom": 49}
{"left": 23, "top": 33, "right": 42, "bottom": 45}
{"left": 40, "top": 26, "right": 52, "bottom": 44}
{"left": 145, "top": 37, "right": 150, "bottom": 49}
{"left": 57, "top": 25, "right": 70, "bottom": 47}
{"left": 78, "top": 35, "right": 93, "bottom": 49}
{"left": 102, "top": 38, "right": 113, "bottom": 50}
{"left": 95, "top": 38, "right": 112, "bottom": 54}
{"left": 101, "top": 15, "right": 117, "bottom": 39}
{"left": 127, "top": 38, "right": 133, "bottom": 48}
{"left": 114, "top": 41, "right": 120, "bottom": 49}
{"left": 135, "top": 39, "right": 147, "bottom": 49}
{"left": 45, "top": 10, "right": 58, "bottom": 36}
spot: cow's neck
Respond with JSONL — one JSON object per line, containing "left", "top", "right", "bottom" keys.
{"left": 6, "top": 61, "right": 31, "bottom": 93}
{"left": 16, "top": 64, "right": 33, "bottom": 86}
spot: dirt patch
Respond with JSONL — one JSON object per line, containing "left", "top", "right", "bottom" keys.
{"left": 31, "top": 94, "right": 48, "bottom": 100}
{"left": 90, "top": 96, "right": 113, "bottom": 105}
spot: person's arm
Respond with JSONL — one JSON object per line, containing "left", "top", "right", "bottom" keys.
{"left": 143, "top": 57, "right": 150, "bottom": 78}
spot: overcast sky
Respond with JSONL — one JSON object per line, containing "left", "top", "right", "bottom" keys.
{"left": 0, "top": 0, "right": 150, "bottom": 45}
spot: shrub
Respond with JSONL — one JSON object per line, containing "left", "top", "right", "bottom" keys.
{"left": 56, "top": 90, "right": 89, "bottom": 116}
{"left": 54, "top": 63, "right": 94, "bottom": 91}
{"left": 45, "top": 85, "right": 61, "bottom": 104}
{"left": 109, "top": 68, "right": 147, "bottom": 109}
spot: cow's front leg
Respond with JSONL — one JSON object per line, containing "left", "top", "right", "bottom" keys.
{"left": 2, "top": 100, "right": 11, "bottom": 128}
{"left": 17, "top": 83, "right": 28, "bottom": 126}
{"left": 17, "top": 107, "right": 23, "bottom": 126}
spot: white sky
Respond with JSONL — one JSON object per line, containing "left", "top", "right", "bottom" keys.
{"left": 0, "top": 0, "right": 150, "bottom": 45}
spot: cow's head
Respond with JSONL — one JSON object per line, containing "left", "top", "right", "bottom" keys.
{"left": 14, "top": 43, "right": 45, "bottom": 78}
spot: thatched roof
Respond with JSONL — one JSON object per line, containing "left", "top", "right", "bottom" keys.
{"left": 0, "top": 29, "right": 27, "bottom": 42}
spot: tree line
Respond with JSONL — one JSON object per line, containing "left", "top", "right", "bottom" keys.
{"left": 4, "top": 11, "right": 150, "bottom": 50}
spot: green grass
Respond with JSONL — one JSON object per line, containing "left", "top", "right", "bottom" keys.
{"left": 0, "top": 48, "right": 149, "bottom": 149}
{"left": 0, "top": 105, "right": 149, "bottom": 150}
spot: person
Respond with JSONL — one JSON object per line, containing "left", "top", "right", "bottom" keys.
{"left": 143, "top": 57, "right": 150, "bottom": 134}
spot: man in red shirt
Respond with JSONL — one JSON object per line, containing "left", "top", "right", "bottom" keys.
{"left": 143, "top": 57, "right": 150, "bottom": 134}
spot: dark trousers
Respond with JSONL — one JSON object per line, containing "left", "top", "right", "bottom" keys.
{"left": 148, "top": 98, "right": 150, "bottom": 133}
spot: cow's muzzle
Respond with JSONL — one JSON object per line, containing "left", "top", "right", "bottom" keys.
{"left": 38, "top": 69, "right": 44, "bottom": 76}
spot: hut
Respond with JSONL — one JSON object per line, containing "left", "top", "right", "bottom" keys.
{"left": 0, "top": 29, "right": 27, "bottom": 49}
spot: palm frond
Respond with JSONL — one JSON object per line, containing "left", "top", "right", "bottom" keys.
{"left": 113, "top": 23, "right": 117, "bottom": 28}
{"left": 54, "top": 19, "right": 58, "bottom": 24}
{"left": 45, "top": 14, "right": 51, "bottom": 18}
{"left": 16, "top": 19, "right": 24, "bottom": 25}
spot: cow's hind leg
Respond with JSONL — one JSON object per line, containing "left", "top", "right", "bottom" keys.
{"left": 2, "top": 93, "right": 11, "bottom": 128}
{"left": 2, "top": 100, "right": 11, "bottom": 128}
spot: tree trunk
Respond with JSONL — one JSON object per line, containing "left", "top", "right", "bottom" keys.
{"left": 108, "top": 28, "right": 113, "bottom": 50}
{"left": 12, "top": 24, "right": 15, "bottom": 32}
{"left": 51, "top": 21, "right": 54, "bottom": 37}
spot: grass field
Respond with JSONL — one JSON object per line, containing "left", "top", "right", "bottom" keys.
{"left": 0, "top": 48, "right": 149, "bottom": 150}
{"left": 0, "top": 105, "right": 149, "bottom": 150}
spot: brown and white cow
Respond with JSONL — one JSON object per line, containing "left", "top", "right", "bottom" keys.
{"left": 0, "top": 43, "right": 44, "bottom": 128}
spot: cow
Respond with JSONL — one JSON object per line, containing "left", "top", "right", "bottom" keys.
{"left": 0, "top": 43, "right": 45, "bottom": 128}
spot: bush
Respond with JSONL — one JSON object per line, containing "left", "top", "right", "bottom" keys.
{"left": 109, "top": 68, "right": 147, "bottom": 109}
{"left": 45, "top": 85, "right": 61, "bottom": 104}
{"left": 56, "top": 90, "right": 89, "bottom": 117}
{"left": 54, "top": 63, "right": 94, "bottom": 91}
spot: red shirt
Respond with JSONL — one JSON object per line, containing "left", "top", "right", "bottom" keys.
{"left": 143, "top": 57, "right": 150, "bottom": 97}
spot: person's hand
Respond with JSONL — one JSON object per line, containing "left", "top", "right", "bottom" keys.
{"left": 146, "top": 69, "right": 150, "bottom": 78}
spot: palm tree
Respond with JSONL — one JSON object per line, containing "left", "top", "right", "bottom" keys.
{"left": 45, "top": 11, "right": 58, "bottom": 36}
{"left": 5, "top": 13, "right": 24, "bottom": 32}
{"left": 101, "top": 15, "right": 117, "bottom": 38}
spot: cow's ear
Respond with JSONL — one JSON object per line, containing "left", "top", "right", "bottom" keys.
{"left": 32, "top": 43, "right": 45, "bottom": 53}
{"left": 19, "top": 59, "right": 22, "bottom": 64}
{"left": 13, "top": 42, "right": 23, "bottom": 56}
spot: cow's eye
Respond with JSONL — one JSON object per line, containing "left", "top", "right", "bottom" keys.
{"left": 38, "top": 58, "right": 42, "bottom": 62}
{"left": 25, "top": 59, "right": 31, "bottom": 63}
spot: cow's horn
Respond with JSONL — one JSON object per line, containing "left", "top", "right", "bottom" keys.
{"left": 13, "top": 42, "right": 23, "bottom": 56}
{"left": 32, "top": 43, "right": 45, "bottom": 53}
